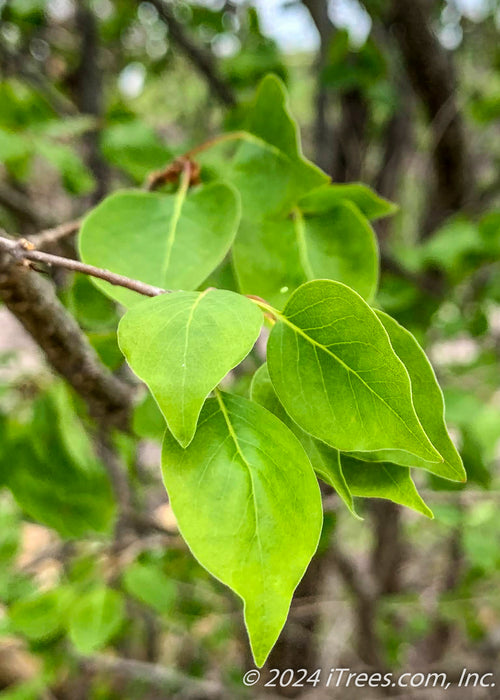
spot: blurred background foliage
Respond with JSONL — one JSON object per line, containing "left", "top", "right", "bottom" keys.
{"left": 0, "top": 0, "right": 499, "bottom": 698}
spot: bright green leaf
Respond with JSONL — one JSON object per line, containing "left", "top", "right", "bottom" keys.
{"left": 118, "top": 289, "right": 263, "bottom": 446}
{"left": 250, "top": 363, "right": 357, "bottom": 517}
{"left": 349, "top": 311, "right": 466, "bottom": 481}
{"left": 240, "top": 74, "right": 328, "bottom": 205}
{"left": 162, "top": 392, "right": 322, "bottom": 667}
{"left": 100, "top": 121, "right": 171, "bottom": 183}
{"left": 68, "top": 587, "right": 125, "bottom": 654}
{"left": 9, "top": 588, "right": 74, "bottom": 642}
{"left": 202, "top": 77, "right": 327, "bottom": 219}
{"left": 204, "top": 134, "right": 325, "bottom": 219}
{"left": 250, "top": 363, "right": 433, "bottom": 517}
{"left": 233, "top": 199, "right": 379, "bottom": 306}
{"left": 300, "top": 183, "right": 398, "bottom": 221}
{"left": 244, "top": 74, "right": 299, "bottom": 158}
{"left": 267, "top": 280, "right": 442, "bottom": 462}
{"left": 79, "top": 183, "right": 240, "bottom": 307}
{"left": 341, "top": 455, "right": 433, "bottom": 518}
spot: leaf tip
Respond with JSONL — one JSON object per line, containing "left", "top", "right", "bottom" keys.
{"left": 170, "top": 423, "right": 196, "bottom": 449}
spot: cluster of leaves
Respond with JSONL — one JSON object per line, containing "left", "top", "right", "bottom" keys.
{"left": 0, "top": 382, "right": 115, "bottom": 538}
{"left": 0, "top": 487, "right": 234, "bottom": 693}
{"left": 74, "top": 75, "right": 466, "bottom": 666}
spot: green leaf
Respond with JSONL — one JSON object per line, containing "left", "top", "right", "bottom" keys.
{"left": 233, "top": 199, "right": 379, "bottom": 307}
{"left": 9, "top": 588, "right": 74, "bottom": 642}
{"left": 341, "top": 455, "right": 433, "bottom": 518}
{"left": 67, "top": 274, "right": 118, "bottom": 330}
{"left": 100, "top": 122, "right": 171, "bottom": 183}
{"left": 245, "top": 74, "right": 307, "bottom": 164}
{"left": 418, "top": 219, "right": 483, "bottom": 278}
{"left": 204, "top": 134, "right": 325, "bottom": 219}
{"left": 250, "top": 364, "right": 433, "bottom": 517}
{"left": 224, "top": 78, "right": 382, "bottom": 305}
{"left": 242, "top": 74, "right": 327, "bottom": 197}
{"left": 123, "top": 562, "right": 177, "bottom": 615}
{"left": 201, "top": 77, "right": 327, "bottom": 220}
{"left": 349, "top": 311, "right": 466, "bottom": 481}
{"left": 79, "top": 183, "right": 240, "bottom": 307}
{"left": 300, "top": 182, "right": 398, "bottom": 221}
{"left": 267, "top": 280, "right": 442, "bottom": 462}
{"left": 0, "top": 127, "right": 32, "bottom": 163}
{"left": 34, "top": 139, "right": 95, "bottom": 195}
{"left": 250, "top": 363, "right": 357, "bottom": 517}
{"left": 132, "top": 391, "right": 166, "bottom": 442}
{"left": 162, "top": 392, "right": 322, "bottom": 666}
{"left": 68, "top": 587, "right": 125, "bottom": 654}
{"left": 118, "top": 289, "right": 263, "bottom": 446}
{"left": 2, "top": 384, "right": 115, "bottom": 538}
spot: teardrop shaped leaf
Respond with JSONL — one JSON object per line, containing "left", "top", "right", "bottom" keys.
{"left": 244, "top": 74, "right": 326, "bottom": 190}
{"left": 348, "top": 311, "right": 466, "bottom": 481}
{"left": 250, "top": 364, "right": 432, "bottom": 517}
{"left": 79, "top": 183, "right": 240, "bottom": 307}
{"left": 201, "top": 77, "right": 327, "bottom": 220}
{"left": 267, "top": 280, "right": 442, "bottom": 462}
{"left": 244, "top": 74, "right": 300, "bottom": 160}
{"left": 341, "top": 455, "right": 433, "bottom": 518}
{"left": 233, "top": 199, "right": 379, "bottom": 307}
{"left": 118, "top": 289, "right": 263, "bottom": 447}
{"left": 250, "top": 363, "right": 357, "bottom": 517}
{"left": 162, "top": 392, "right": 322, "bottom": 667}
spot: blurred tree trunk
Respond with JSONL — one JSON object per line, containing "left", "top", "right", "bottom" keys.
{"left": 301, "top": 0, "right": 335, "bottom": 172}
{"left": 389, "top": 0, "right": 471, "bottom": 236}
{"left": 331, "top": 89, "right": 368, "bottom": 182}
{"left": 75, "top": 3, "right": 110, "bottom": 203}
{"left": 374, "top": 86, "right": 414, "bottom": 244}
{"left": 302, "top": 0, "right": 369, "bottom": 180}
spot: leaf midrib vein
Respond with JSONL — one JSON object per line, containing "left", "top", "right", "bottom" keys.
{"left": 276, "top": 314, "right": 438, "bottom": 460}
{"left": 180, "top": 290, "right": 210, "bottom": 432}
{"left": 162, "top": 169, "right": 190, "bottom": 277}
{"left": 215, "top": 393, "right": 266, "bottom": 581}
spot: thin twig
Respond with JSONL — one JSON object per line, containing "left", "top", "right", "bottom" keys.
{"left": 0, "top": 235, "right": 168, "bottom": 298}
{"left": 0, "top": 243, "right": 132, "bottom": 430}
{"left": 146, "top": 132, "right": 248, "bottom": 191}
{"left": 29, "top": 218, "right": 81, "bottom": 250}
{"left": 79, "top": 653, "right": 225, "bottom": 698}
